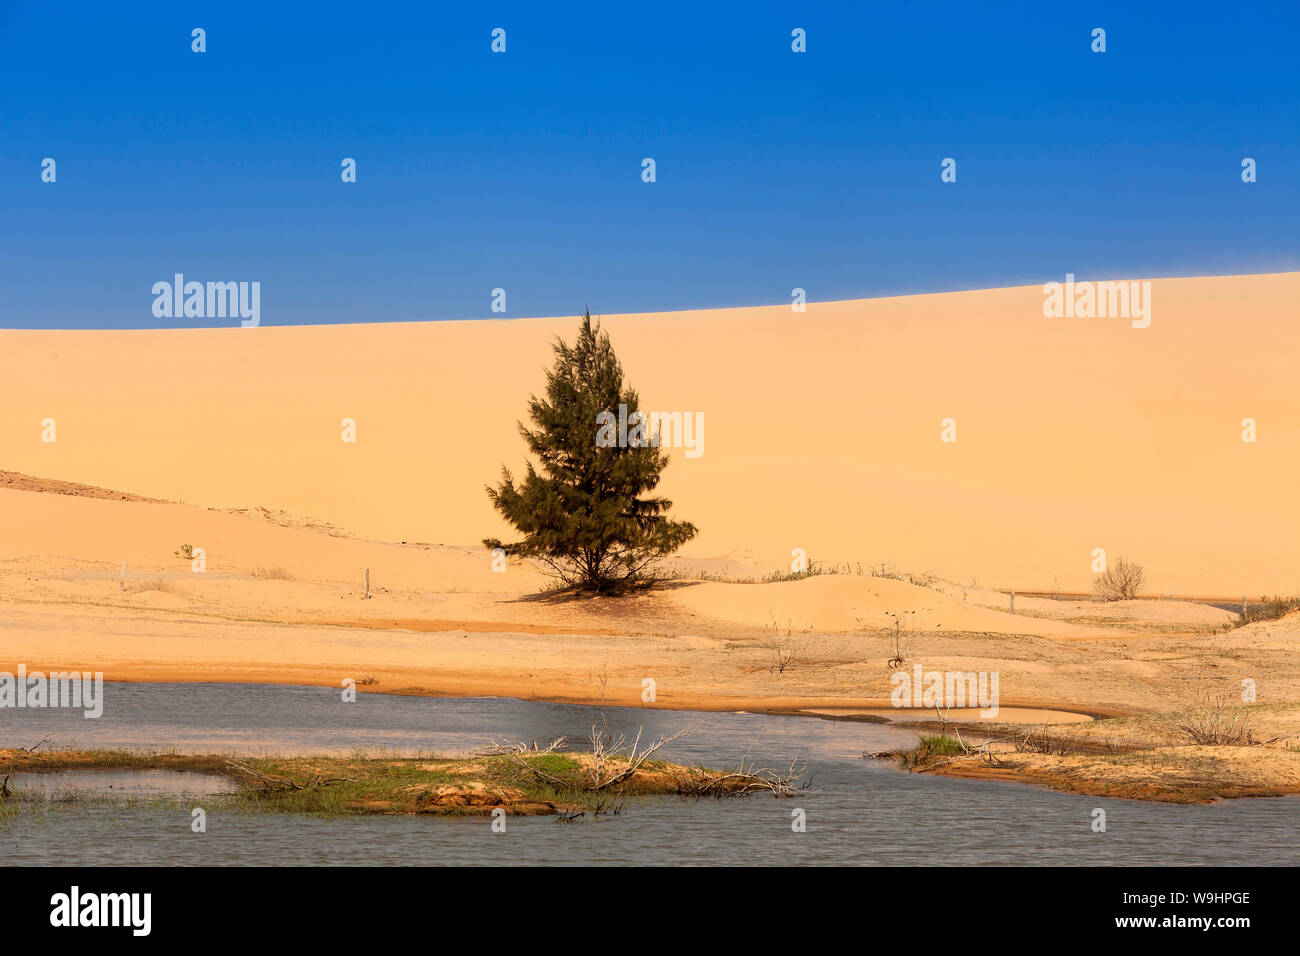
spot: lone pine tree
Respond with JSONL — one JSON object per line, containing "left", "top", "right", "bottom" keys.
{"left": 484, "top": 310, "right": 697, "bottom": 594}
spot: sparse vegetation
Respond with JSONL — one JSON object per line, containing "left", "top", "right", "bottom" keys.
{"left": 173, "top": 544, "right": 193, "bottom": 559}
{"left": 1163, "top": 693, "right": 1255, "bottom": 746}
{"left": 769, "top": 639, "right": 804, "bottom": 673}
{"left": 917, "top": 733, "right": 966, "bottom": 756}
{"left": 131, "top": 578, "right": 179, "bottom": 594}
{"left": 1092, "top": 556, "right": 1146, "bottom": 601}
{"left": 760, "top": 558, "right": 829, "bottom": 583}
{"left": 1010, "top": 724, "right": 1084, "bottom": 756}
{"left": 765, "top": 618, "right": 809, "bottom": 673}
{"left": 892, "top": 733, "right": 968, "bottom": 769}
{"left": 882, "top": 610, "right": 915, "bottom": 669}
{"left": 1, "top": 738, "right": 806, "bottom": 819}
{"left": 681, "top": 560, "right": 938, "bottom": 589}
{"left": 1240, "top": 595, "right": 1300, "bottom": 625}
{"left": 253, "top": 565, "right": 293, "bottom": 580}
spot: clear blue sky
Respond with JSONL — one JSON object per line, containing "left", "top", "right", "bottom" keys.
{"left": 1, "top": 1, "right": 1296, "bottom": 328}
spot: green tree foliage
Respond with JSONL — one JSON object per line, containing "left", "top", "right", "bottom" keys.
{"left": 484, "top": 310, "right": 697, "bottom": 593}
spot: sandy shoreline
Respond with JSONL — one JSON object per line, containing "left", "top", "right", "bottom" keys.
{"left": 2, "top": 661, "right": 1116, "bottom": 722}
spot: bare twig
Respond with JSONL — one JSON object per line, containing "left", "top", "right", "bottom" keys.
{"left": 587, "top": 724, "right": 690, "bottom": 791}
{"left": 472, "top": 737, "right": 567, "bottom": 757}
{"left": 671, "top": 753, "right": 808, "bottom": 797}
{"left": 1161, "top": 692, "right": 1255, "bottom": 746}
{"left": 225, "top": 761, "right": 355, "bottom": 792}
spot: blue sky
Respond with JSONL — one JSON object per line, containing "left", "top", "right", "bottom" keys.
{"left": 1, "top": 1, "right": 1296, "bottom": 328}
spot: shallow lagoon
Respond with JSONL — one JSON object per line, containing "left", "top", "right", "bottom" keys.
{"left": 2, "top": 682, "right": 1295, "bottom": 865}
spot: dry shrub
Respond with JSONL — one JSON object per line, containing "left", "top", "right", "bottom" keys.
{"left": 1092, "top": 556, "right": 1146, "bottom": 601}
{"left": 132, "top": 579, "right": 178, "bottom": 594}
{"left": 1163, "top": 692, "right": 1255, "bottom": 746}
{"left": 1240, "top": 595, "right": 1300, "bottom": 625}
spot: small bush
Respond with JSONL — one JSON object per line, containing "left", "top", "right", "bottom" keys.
{"left": 1012, "top": 725, "right": 1081, "bottom": 756}
{"left": 1163, "top": 693, "right": 1254, "bottom": 746}
{"left": 253, "top": 566, "right": 293, "bottom": 580}
{"left": 132, "top": 579, "right": 178, "bottom": 594}
{"left": 917, "top": 734, "right": 966, "bottom": 757}
{"left": 898, "top": 734, "right": 968, "bottom": 769}
{"left": 1092, "top": 556, "right": 1146, "bottom": 601}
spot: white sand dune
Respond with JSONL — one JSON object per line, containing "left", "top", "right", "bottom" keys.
{"left": 1, "top": 272, "right": 1296, "bottom": 597}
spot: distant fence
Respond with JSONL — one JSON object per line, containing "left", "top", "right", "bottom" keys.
{"left": 997, "top": 589, "right": 1256, "bottom": 611}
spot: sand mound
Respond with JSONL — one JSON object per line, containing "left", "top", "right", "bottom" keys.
{"left": 667, "top": 574, "right": 1092, "bottom": 636}
{"left": 1236, "top": 609, "right": 1300, "bottom": 640}
{"left": 0, "top": 486, "right": 540, "bottom": 598}
{"left": 0, "top": 483, "right": 1255, "bottom": 642}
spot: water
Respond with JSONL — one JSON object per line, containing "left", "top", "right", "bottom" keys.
{"left": 2, "top": 682, "right": 1295, "bottom": 865}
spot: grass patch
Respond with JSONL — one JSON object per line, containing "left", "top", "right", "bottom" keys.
{"left": 916, "top": 734, "right": 967, "bottom": 756}
{"left": 684, "top": 560, "right": 937, "bottom": 588}
{"left": 1, "top": 746, "right": 801, "bottom": 819}
{"left": 253, "top": 566, "right": 293, "bottom": 580}
{"left": 896, "top": 734, "right": 968, "bottom": 768}
{"left": 131, "top": 579, "right": 180, "bottom": 594}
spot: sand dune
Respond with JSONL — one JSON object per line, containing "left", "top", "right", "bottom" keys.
{"left": 0, "top": 486, "right": 1124, "bottom": 638}
{"left": 669, "top": 576, "right": 1097, "bottom": 637}
{"left": 1, "top": 273, "right": 1296, "bottom": 595}
{"left": 0, "top": 485, "right": 535, "bottom": 597}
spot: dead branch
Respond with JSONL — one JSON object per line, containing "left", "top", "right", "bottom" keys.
{"left": 934, "top": 703, "right": 951, "bottom": 736}
{"left": 225, "top": 761, "right": 355, "bottom": 792}
{"left": 672, "top": 753, "right": 808, "bottom": 797}
{"left": 472, "top": 736, "right": 566, "bottom": 757}
{"left": 770, "top": 639, "right": 807, "bottom": 673}
{"left": 1260, "top": 733, "right": 1300, "bottom": 745}
{"left": 882, "top": 610, "right": 915, "bottom": 669}
{"left": 588, "top": 725, "right": 690, "bottom": 791}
